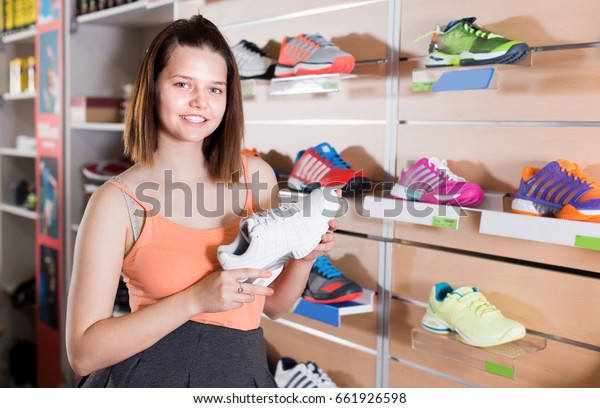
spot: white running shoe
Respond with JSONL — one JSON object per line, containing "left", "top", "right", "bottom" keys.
{"left": 231, "top": 40, "right": 277, "bottom": 79}
{"left": 217, "top": 187, "right": 340, "bottom": 286}
{"left": 274, "top": 357, "right": 338, "bottom": 388}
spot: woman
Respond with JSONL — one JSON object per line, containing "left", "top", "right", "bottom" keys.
{"left": 66, "top": 15, "right": 338, "bottom": 387}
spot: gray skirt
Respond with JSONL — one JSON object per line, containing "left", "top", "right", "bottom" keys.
{"left": 79, "top": 321, "right": 277, "bottom": 388}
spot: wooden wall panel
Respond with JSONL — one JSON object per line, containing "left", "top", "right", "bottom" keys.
{"left": 262, "top": 318, "right": 377, "bottom": 387}
{"left": 239, "top": 76, "right": 387, "bottom": 122}
{"left": 245, "top": 125, "right": 385, "bottom": 179}
{"left": 399, "top": 49, "right": 600, "bottom": 122}
{"left": 391, "top": 244, "right": 600, "bottom": 347}
{"left": 395, "top": 125, "right": 600, "bottom": 192}
{"left": 388, "top": 359, "right": 469, "bottom": 388}
{"left": 389, "top": 300, "right": 600, "bottom": 387}
{"left": 393, "top": 211, "right": 600, "bottom": 274}
{"left": 399, "top": 0, "right": 600, "bottom": 57}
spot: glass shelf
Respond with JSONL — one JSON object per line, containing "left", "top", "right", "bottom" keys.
{"left": 412, "top": 53, "right": 532, "bottom": 92}
{"left": 290, "top": 289, "right": 375, "bottom": 327}
{"left": 411, "top": 327, "right": 546, "bottom": 379}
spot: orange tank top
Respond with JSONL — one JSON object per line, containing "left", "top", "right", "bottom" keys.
{"left": 108, "top": 155, "right": 265, "bottom": 331}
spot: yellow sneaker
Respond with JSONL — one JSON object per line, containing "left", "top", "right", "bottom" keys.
{"left": 422, "top": 282, "right": 525, "bottom": 347}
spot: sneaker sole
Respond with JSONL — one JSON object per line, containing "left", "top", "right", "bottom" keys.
{"left": 512, "top": 198, "right": 600, "bottom": 223}
{"left": 391, "top": 182, "right": 482, "bottom": 207}
{"left": 274, "top": 56, "right": 355, "bottom": 77}
{"left": 426, "top": 43, "right": 529, "bottom": 67}
{"left": 303, "top": 291, "right": 362, "bottom": 304}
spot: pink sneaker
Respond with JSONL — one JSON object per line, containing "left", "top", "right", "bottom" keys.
{"left": 390, "top": 157, "right": 484, "bottom": 207}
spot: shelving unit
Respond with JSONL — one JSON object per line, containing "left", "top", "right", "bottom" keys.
{"left": 0, "top": 25, "right": 38, "bottom": 387}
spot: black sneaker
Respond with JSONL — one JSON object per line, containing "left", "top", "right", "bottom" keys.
{"left": 303, "top": 255, "right": 362, "bottom": 304}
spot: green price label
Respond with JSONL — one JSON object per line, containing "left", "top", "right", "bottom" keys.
{"left": 412, "top": 81, "right": 435, "bottom": 92}
{"left": 485, "top": 361, "right": 515, "bottom": 379}
{"left": 574, "top": 235, "right": 600, "bottom": 251}
{"left": 431, "top": 216, "right": 458, "bottom": 229}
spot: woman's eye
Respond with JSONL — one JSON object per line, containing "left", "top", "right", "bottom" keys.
{"left": 210, "top": 87, "right": 224, "bottom": 94}
{"left": 175, "top": 82, "right": 189, "bottom": 88}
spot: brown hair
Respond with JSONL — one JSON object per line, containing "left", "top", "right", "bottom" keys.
{"left": 123, "top": 15, "right": 244, "bottom": 183}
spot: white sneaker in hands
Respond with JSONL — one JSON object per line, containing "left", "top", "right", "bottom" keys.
{"left": 217, "top": 187, "right": 341, "bottom": 286}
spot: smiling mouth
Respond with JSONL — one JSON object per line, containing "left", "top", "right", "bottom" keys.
{"left": 181, "top": 115, "right": 206, "bottom": 123}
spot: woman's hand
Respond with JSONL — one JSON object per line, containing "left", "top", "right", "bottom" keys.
{"left": 186, "top": 268, "right": 274, "bottom": 315}
{"left": 299, "top": 218, "right": 339, "bottom": 264}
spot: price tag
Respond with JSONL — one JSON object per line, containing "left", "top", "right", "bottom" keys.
{"left": 431, "top": 216, "right": 458, "bottom": 230}
{"left": 574, "top": 235, "right": 600, "bottom": 251}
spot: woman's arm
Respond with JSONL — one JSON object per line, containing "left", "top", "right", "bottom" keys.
{"left": 65, "top": 182, "right": 271, "bottom": 376}
{"left": 244, "top": 155, "right": 339, "bottom": 319}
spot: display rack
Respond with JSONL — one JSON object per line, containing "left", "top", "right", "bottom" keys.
{"left": 411, "top": 327, "right": 546, "bottom": 379}
{"left": 411, "top": 53, "right": 533, "bottom": 92}
{"left": 480, "top": 209, "right": 600, "bottom": 251}
{"left": 291, "top": 289, "right": 375, "bottom": 327}
{"left": 362, "top": 194, "right": 463, "bottom": 230}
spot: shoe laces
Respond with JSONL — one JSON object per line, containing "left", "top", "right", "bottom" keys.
{"left": 304, "top": 34, "right": 335, "bottom": 49}
{"left": 306, "top": 361, "right": 336, "bottom": 387}
{"left": 456, "top": 292, "right": 498, "bottom": 317}
{"left": 312, "top": 255, "right": 343, "bottom": 279}
{"left": 240, "top": 40, "right": 268, "bottom": 56}
{"left": 240, "top": 202, "right": 302, "bottom": 242}
{"left": 461, "top": 22, "right": 501, "bottom": 39}
{"left": 316, "top": 145, "right": 351, "bottom": 169}
{"left": 564, "top": 163, "right": 600, "bottom": 188}
{"left": 428, "top": 157, "right": 465, "bottom": 182}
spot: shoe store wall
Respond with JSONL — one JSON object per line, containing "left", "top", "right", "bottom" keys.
{"left": 188, "top": 0, "right": 600, "bottom": 388}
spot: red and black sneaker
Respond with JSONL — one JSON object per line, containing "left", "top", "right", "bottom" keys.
{"left": 288, "top": 142, "right": 370, "bottom": 196}
{"left": 303, "top": 255, "right": 363, "bottom": 304}
{"left": 82, "top": 159, "right": 132, "bottom": 186}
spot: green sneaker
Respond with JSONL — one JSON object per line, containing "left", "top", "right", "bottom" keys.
{"left": 422, "top": 282, "right": 526, "bottom": 347}
{"left": 418, "top": 17, "right": 529, "bottom": 67}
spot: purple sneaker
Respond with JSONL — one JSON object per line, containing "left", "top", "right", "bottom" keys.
{"left": 511, "top": 159, "right": 600, "bottom": 223}
{"left": 391, "top": 157, "right": 484, "bottom": 207}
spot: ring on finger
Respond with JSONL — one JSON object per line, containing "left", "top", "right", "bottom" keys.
{"left": 237, "top": 281, "right": 244, "bottom": 294}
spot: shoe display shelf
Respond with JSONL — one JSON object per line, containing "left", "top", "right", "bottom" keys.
{"left": 362, "top": 190, "right": 505, "bottom": 231}
{"left": 290, "top": 289, "right": 375, "bottom": 327}
{"left": 411, "top": 53, "right": 532, "bottom": 93}
{"left": 411, "top": 327, "right": 546, "bottom": 380}
{"left": 479, "top": 205, "right": 600, "bottom": 252}
{"left": 267, "top": 59, "right": 386, "bottom": 96}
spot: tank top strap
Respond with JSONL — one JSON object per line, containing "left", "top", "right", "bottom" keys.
{"left": 240, "top": 153, "right": 254, "bottom": 213}
{"left": 107, "top": 177, "right": 152, "bottom": 212}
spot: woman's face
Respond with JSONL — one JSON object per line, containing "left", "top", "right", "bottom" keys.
{"left": 155, "top": 45, "right": 228, "bottom": 145}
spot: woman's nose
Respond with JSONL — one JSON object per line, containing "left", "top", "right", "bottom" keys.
{"left": 189, "top": 89, "right": 208, "bottom": 108}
